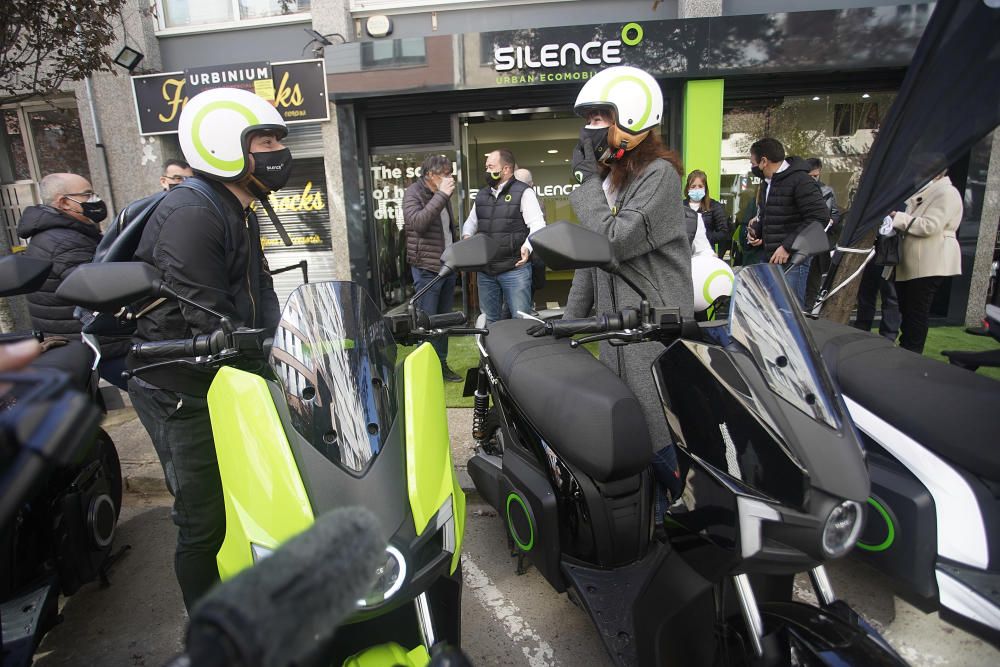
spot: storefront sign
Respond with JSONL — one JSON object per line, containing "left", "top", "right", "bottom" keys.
{"left": 493, "top": 22, "right": 643, "bottom": 73}
{"left": 131, "top": 59, "right": 329, "bottom": 136}
{"left": 489, "top": 22, "right": 645, "bottom": 84}
{"left": 255, "top": 157, "right": 330, "bottom": 253}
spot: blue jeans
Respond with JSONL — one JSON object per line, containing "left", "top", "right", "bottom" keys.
{"left": 477, "top": 264, "right": 532, "bottom": 325}
{"left": 411, "top": 267, "right": 457, "bottom": 363}
{"left": 783, "top": 258, "right": 812, "bottom": 308}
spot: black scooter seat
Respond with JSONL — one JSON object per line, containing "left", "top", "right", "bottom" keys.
{"left": 807, "top": 318, "right": 1000, "bottom": 481}
{"left": 482, "top": 319, "right": 652, "bottom": 482}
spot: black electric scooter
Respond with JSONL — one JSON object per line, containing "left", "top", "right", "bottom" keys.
{"left": 465, "top": 222, "right": 905, "bottom": 666}
{"left": 806, "top": 300, "right": 1000, "bottom": 645}
{"left": 0, "top": 254, "right": 125, "bottom": 667}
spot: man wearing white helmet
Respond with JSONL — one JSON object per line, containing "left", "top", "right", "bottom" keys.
{"left": 127, "top": 87, "right": 291, "bottom": 610}
{"left": 539, "top": 65, "right": 693, "bottom": 513}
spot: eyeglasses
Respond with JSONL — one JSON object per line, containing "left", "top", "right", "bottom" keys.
{"left": 64, "top": 191, "right": 100, "bottom": 202}
{"left": 163, "top": 175, "right": 188, "bottom": 182}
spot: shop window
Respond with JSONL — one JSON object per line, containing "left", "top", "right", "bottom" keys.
{"left": 720, "top": 92, "right": 895, "bottom": 224}
{"left": 28, "top": 107, "right": 91, "bottom": 183}
{"left": 833, "top": 102, "right": 880, "bottom": 136}
{"left": 361, "top": 38, "right": 427, "bottom": 69}
{"left": 1, "top": 111, "right": 31, "bottom": 182}
{"left": 158, "top": 0, "right": 310, "bottom": 30}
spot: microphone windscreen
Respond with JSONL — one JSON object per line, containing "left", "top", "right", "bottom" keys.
{"left": 186, "top": 506, "right": 384, "bottom": 667}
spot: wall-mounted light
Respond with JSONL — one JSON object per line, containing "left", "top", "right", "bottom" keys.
{"left": 113, "top": 46, "right": 144, "bottom": 72}
{"left": 303, "top": 29, "right": 346, "bottom": 58}
{"left": 366, "top": 15, "right": 393, "bottom": 38}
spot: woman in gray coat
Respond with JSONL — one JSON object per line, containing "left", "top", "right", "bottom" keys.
{"left": 561, "top": 66, "right": 694, "bottom": 502}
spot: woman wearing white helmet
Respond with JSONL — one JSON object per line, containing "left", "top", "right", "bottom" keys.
{"left": 129, "top": 87, "right": 293, "bottom": 612}
{"left": 561, "top": 65, "right": 694, "bottom": 507}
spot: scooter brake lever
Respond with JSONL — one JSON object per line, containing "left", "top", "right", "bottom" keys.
{"left": 569, "top": 330, "right": 642, "bottom": 348}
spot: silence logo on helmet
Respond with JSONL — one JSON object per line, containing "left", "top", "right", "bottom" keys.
{"left": 493, "top": 22, "right": 644, "bottom": 73}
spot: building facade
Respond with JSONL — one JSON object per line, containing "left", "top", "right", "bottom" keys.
{"left": 1, "top": 0, "right": 997, "bottom": 326}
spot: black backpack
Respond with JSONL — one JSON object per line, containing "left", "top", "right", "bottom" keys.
{"left": 76, "top": 179, "right": 227, "bottom": 336}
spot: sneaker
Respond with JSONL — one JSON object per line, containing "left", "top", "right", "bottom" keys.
{"left": 442, "top": 364, "right": 463, "bottom": 383}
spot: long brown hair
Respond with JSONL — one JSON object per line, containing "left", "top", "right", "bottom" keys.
{"left": 608, "top": 131, "right": 683, "bottom": 195}
{"left": 685, "top": 169, "right": 713, "bottom": 213}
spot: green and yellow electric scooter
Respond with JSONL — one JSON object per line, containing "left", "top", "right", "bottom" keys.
{"left": 58, "top": 236, "right": 497, "bottom": 666}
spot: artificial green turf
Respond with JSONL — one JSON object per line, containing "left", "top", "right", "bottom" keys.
{"left": 920, "top": 326, "right": 1000, "bottom": 381}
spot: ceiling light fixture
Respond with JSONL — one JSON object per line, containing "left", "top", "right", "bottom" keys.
{"left": 547, "top": 149, "right": 558, "bottom": 154}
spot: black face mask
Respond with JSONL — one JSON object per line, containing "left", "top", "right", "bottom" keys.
{"left": 750, "top": 165, "right": 765, "bottom": 180}
{"left": 252, "top": 147, "right": 293, "bottom": 192}
{"left": 67, "top": 197, "right": 108, "bottom": 224}
{"left": 484, "top": 170, "right": 503, "bottom": 188}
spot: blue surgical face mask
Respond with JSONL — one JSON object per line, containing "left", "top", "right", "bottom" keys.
{"left": 688, "top": 188, "right": 706, "bottom": 202}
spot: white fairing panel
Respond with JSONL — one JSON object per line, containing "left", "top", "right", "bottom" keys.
{"left": 844, "top": 396, "right": 989, "bottom": 569}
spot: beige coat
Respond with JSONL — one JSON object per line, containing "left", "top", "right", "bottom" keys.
{"left": 892, "top": 175, "right": 963, "bottom": 282}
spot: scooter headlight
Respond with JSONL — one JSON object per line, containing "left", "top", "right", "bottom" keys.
{"left": 357, "top": 545, "right": 407, "bottom": 608}
{"left": 821, "top": 500, "right": 863, "bottom": 558}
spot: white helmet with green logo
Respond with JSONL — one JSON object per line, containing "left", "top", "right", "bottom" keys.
{"left": 574, "top": 65, "right": 663, "bottom": 136}
{"left": 178, "top": 87, "right": 287, "bottom": 182}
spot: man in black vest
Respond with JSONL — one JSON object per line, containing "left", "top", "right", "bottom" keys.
{"left": 461, "top": 148, "right": 545, "bottom": 323}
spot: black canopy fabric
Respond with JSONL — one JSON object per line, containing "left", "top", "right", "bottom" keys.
{"left": 834, "top": 0, "right": 1000, "bottom": 251}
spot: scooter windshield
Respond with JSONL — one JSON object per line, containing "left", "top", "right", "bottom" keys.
{"left": 727, "top": 264, "right": 841, "bottom": 430}
{"left": 268, "top": 282, "right": 398, "bottom": 474}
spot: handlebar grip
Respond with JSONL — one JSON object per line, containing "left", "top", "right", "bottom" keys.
{"left": 131, "top": 331, "right": 226, "bottom": 360}
{"left": 131, "top": 339, "right": 195, "bottom": 360}
{"left": 549, "top": 317, "right": 609, "bottom": 337}
{"left": 428, "top": 311, "right": 467, "bottom": 328}
{"left": 549, "top": 309, "right": 640, "bottom": 338}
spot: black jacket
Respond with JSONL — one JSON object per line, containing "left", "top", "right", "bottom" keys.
{"left": 132, "top": 177, "right": 280, "bottom": 344}
{"left": 16, "top": 206, "right": 130, "bottom": 354}
{"left": 403, "top": 178, "right": 455, "bottom": 272}
{"left": 682, "top": 198, "right": 731, "bottom": 247}
{"left": 759, "top": 158, "right": 830, "bottom": 253}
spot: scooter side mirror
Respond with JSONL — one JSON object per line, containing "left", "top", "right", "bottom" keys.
{"left": 788, "top": 221, "right": 832, "bottom": 266}
{"left": 56, "top": 262, "right": 164, "bottom": 311}
{"left": 439, "top": 235, "right": 499, "bottom": 276}
{"left": 529, "top": 221, "right": 613, "bottom": 270}
{"left": 0, "top": 255, "right": 52, "bottom": 297}
{"left": 58, "top": 261, "right": 233, "bottom": 330}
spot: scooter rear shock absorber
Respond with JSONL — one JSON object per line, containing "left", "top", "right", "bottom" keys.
{"left": 472, "top": 367, "right": 490, "bottom": 441}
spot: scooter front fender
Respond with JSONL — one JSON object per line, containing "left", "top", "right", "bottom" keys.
{"left": 760, "top": 600, "right": 907, "bottom": 666}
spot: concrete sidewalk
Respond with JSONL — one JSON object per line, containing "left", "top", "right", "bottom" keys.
{"left": 102, "top": 396, "right": 478, "bottom": 495}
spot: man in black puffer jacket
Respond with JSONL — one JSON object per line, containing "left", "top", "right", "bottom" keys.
{"left": 17, "top": 172, "right": 130, "bottom": 386}
{"left": 747, "top": 138, "right": 829, "bottom": 306}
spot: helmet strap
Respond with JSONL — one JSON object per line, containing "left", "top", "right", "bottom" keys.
{"left": 605, "top": 126, "right": 650, "bottom": 163}
{"left": 247, "top": 178, "right": 293, "bottom": 247}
